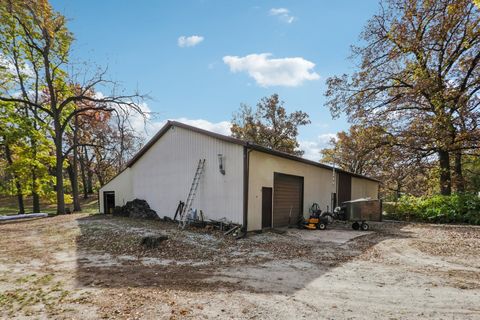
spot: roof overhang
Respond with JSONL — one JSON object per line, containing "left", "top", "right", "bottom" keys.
{"left": 122, "top": 120, "right": 380, "bottom": 183}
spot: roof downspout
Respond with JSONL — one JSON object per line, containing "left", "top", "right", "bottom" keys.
{"left": 242, "top": 146, "right": 251, "bottom": 232}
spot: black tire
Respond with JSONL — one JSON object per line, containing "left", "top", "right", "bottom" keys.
{"left": 352, "top": 222, "right": 360, "bottom": 230}
{"left": 318, "top": 223, "right": 326, "bottom": 230}
{"left": 361, "top": 222, "right": 370, "bottom": 231}
{"left": 322, "top": 213, "right": 334, "bottom": 224}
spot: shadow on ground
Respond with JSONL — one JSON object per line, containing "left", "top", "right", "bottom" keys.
{"left": 74, "top": 214, "right": 413, "bottom": 295}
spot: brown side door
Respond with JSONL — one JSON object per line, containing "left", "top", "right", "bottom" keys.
{"left": 261, "top": 187, "right": 272, "bottom": 229}
{"left": 273, "top": 173, "right": 303, "bottom": 227}
{"left": 337, "top": 172, "right": 352, "bottom": 205}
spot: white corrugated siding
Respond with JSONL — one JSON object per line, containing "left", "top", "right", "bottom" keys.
{"left": 351, "top": 177, "right": 379, "bottom": 200}
{"left": 131, "top": 126, "right": 244, "bottom": 223}
{"left": 99, "top": 168, "right": 133, "bottom": 213}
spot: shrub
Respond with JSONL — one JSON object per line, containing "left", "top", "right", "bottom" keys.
{"left": 383, "top": 193, "right": 480, "bottom": 225}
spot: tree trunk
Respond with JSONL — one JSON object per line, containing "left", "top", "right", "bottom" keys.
{"left": 438, "top": 150, "right": 452, "bottom": 195}
{"left": 32, "top": 189, "right": 40, "bottom": 213}
{"left": 80, "top": 146, "right": 88, "bottom": 199}
{"left": 67, "top": 164, "right": 74, "bottom": 191}
{"left": 67, "top": 162, "right": 81, "bottom": 211}
{"left": 454, "top": 151, "right": 465, "bottom": 193}
{"left": 16, "top": 185, "right": 25, "bottom": 215}
{"left": 71, "top": 114, "right": 81, "bottom": 212}
{"left": 30, "top": 112, "right": 40, "bottom": 213}
{"left": 69, "top": 161, "right": 81, "bottom": 212}
{"left": 96, "top": 171, "right": 105, "bottom": 186}
{"left": 31, "top": 169, "right": 40, "bottom": 213}
{"left": 4, "top": 142, "right": 25, "bottom": 214}
{"left": 87, "top": 169, "right": 94, "bottom": 194}
{"left": 54, "top": 122, "right": 66, "bottom": 214}
{"left": 30, "top": 138, "right": 40, "bottom": 213}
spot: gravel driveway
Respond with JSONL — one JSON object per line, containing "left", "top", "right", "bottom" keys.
{"left": 0, "top": 214, "right": 479, "bottom": 319}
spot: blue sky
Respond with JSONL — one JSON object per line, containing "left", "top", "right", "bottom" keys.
{"left": 51, "top": 0, "right": 379, "bottom": 160}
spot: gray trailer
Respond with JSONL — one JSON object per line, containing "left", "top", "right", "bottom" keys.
{"left": 340, "top": 198, "right": 382, "bottom": 231}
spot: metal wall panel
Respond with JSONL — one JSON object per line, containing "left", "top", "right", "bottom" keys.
{"left": 131, "top": 126, "right": 244, "bottom": 224}
{"left": 247, "top": 150, "right": 337, "bottom": 231}
{"left": 99, "top": 168, "right": 133, "bottom": 213}
{"left": 247, "top": 151, "right": 379, "bottom": 231}
{"left": 351, "top": 177, "right": 379, "bottom": 200}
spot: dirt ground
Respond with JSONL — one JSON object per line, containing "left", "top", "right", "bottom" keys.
{"left": 0, "top": 214, "right": 479, "bottom": 319}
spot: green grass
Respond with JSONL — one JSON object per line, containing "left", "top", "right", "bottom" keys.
{"left": 0, "top": 195, "right": 99, "bottom": 216}
{"left": 0, "top": 273, "right": 73, "bottom": 317}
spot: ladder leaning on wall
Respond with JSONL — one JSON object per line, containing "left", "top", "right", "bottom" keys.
{"left": 179, "top": 159, "right": 206, "bottom": 229}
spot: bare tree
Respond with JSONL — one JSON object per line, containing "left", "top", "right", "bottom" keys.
{"left": 0, "top": 0, "right": 146, "bottom": 213}
{"left": 325, "top": 0, "right": 480, "bottom": 195}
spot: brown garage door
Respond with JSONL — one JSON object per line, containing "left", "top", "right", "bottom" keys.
{"left": 273, "top": 173, "right": 303, "bottom": 227}
{"left": 337, "top": 172, "right": 352, "bottom": 205}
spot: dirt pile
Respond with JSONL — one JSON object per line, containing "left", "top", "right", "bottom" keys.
{"left": 112, "top": 199, "right": 158, "bottom": 219}
{"left": 141, "top": 235, "right": 169, "bottom": 249}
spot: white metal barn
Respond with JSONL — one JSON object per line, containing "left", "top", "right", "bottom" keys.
{"left": 99, "top": 121, "right": 379, "bottom": 231}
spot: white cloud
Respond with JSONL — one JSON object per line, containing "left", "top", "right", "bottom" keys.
{"left": 160, "top": 118, "right": 231, "bottom": 136}
{"left": 270, "top": 8, "right": 289, "bottom": 15}
{"left": 177, "top": 35, "right": 204, "bottom": 47}
{"left": 223, "top": 53, "right": 320, "bottom": 87}
{"left": 108, "top": 102, "right": 153, "bottom": 136}
{"left": 0, "top": 54, "right": 34, "bottom": 77}
{"left": 269, "top": 7, "right": 296, "bottom": 24}
{"left": 125, "top": 105, "right": 231, "bottom": 139}
{"left": 0, "top": 56, "right": 15, "bottom": 75}
{"left": 318, "top": 133, "right": 337, "bottom": 144}
{"left": 299, "top": 133, "right": 337, "bottom": 161}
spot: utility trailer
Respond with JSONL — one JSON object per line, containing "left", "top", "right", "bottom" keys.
{"left": 337, "top": 199, "right": 382, "bottom": 231}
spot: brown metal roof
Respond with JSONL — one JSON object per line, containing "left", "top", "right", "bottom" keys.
{"left": 125, "top": 121, "right": 380, "bottom": 183}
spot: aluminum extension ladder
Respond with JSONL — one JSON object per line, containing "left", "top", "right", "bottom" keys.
{"left": 179, "top": 159, "right": 206, "bottom": 228}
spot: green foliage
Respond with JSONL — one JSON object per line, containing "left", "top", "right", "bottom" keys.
{"left": 384, "top": 193, "right": 480, "bottom": 225}
{"left": 0, "top": 196, "right": 98, "bottom": 216}
{"left": 0, "top": 101, "right": 56, "bottom": 201}
{"left": 231, "top": 94, "right": 310, "bottom": 156}
{"left": 463, "top": 155, "right": 480, "bottom": 193}
{"left": 0, "top": 0, "right": 145, "bottom": 215}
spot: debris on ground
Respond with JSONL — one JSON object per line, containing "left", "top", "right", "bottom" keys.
{"left": 0, "top": 213, "right": 479, "bottom": 319}
{"left": 0, "top": 212, "right": 49, "bottom": 222}
{"left": 112, "top": 199, "right": 158, "bottom": 219}
{"left": 141, "top": 235, "right": 169, "bottom": 249}
{"left": 179, "top": 213, "right": 243, "bottom": 238}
